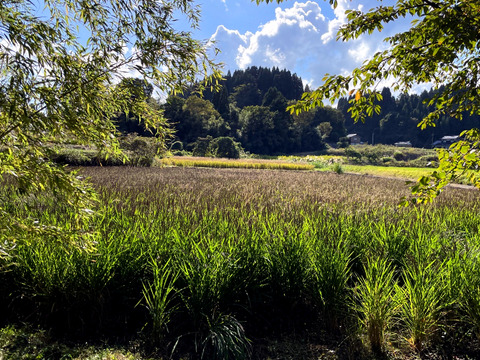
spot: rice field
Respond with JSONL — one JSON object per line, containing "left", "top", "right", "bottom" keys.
{"left": 159, "top": 156, "right": 315, "bottom": 170}
{"left": 341, "top": 164, "right": 433, "bottom": 180}
{"left": 1, "top": 166, "right": 480, "bottom": 359}
{"left": 160, "top": 155, "right": 436, "bottom": 181}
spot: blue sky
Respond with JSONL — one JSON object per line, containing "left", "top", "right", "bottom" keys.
{"left": 178, "top": 0, "right": 416, "bottom": 90}
{"left": 23, "top": 0, "right": 419, "bottom": 93}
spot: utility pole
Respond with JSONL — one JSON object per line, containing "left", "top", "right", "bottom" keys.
{"left": 372, "top": 128, "right": 379, "bottom": 145}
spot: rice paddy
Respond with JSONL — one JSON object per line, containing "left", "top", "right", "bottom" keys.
{"left": 1, "top": 166, "right": 480, "bottom": 359}
{"left": 340, "top": 164, "right": 433, "bottom": 180}
{"left": 159, "top": 156, "right": 315, "bottom": 170}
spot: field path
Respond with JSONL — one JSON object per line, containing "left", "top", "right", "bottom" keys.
{"left": 344, "top": 170, "right": 478, "bottom": 191}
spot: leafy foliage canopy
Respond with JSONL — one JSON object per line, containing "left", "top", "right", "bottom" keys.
{"left": 0, "top": 0, "right": 221, "bottom": 241}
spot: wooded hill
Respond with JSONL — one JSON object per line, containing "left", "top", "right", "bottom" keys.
{"left": 163, "top": 67, "right": 346, "bottom": 155}
{"left": 338, "top": 87, "right": 480, "bottom": 148}
{"left": 129, "top": 67, "right": 480, "bottom": 155}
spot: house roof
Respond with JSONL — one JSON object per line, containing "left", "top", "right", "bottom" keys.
{"left": 394, "top": 141, "right": 412, "bottom": 146}
{"left": 440, "top": 135, "right": 459, "bottom": 141}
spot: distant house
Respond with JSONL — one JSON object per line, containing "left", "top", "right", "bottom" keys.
{"left": 432, "top": 135, "right": 460, "bottom": 148}
{"left": 347, "top": 134, "right": 362, "bottom": 145}
{"left": 394, "top": 141, "right": 412, "bottom": 147}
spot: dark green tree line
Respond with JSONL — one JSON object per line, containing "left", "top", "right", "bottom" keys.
{"left": 164, "top": 67, "right": 347, "bottom": 155}
{"left": 338, "top": 87, "right": 480, "bottom": 147}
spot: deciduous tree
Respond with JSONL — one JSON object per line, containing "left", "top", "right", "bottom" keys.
{"left": 181, "top": 96, "right": 228, "bottom": 143}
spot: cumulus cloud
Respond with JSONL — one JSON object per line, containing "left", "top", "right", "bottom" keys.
{"left": 209, "top": 25, "right": 252, "bottom": 71}
{"left": 234, "top": 2, "right": 328, "bottom": 70}
{"left": 210, "top": 0, "right": 412, "bottom": 89}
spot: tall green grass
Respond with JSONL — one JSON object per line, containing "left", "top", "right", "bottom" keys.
{"left": 355, "top": 257, "right": 398, "bottom": 353}
{"left": 1, "top": 166, "right": 480, "bottom": 358}
{"left": 142, "top": 257, "right": 178, "bottom": 342}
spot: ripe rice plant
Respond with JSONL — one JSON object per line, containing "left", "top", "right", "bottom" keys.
{"left": 342, "top": 164, "right": 432, "bottom": 180}
{"left": 160, "top": 156, "right": 315, "bottom": 171}
{"left": 355, "top": 256, "right": 398, "bottom": 353}
{"left": 176, "top": 240, "right": 236, "bottom": 326}
{"left": 14, "top": 237, "right": 79, "bottom": 321}
{"left": 142, "top": 257, "right": 179, "bottom": 342}
{"left": 396, "top": 256, "right": 451, "bottom": 352}
{"left": 174, "top": 238, "right": 250, "bottom": 357}
{"left": 266, "top": 230, "right": 311, "bottom": 303}
{"left": 309, "top": 238, "right": 352, "bottom": 331}
{"left": 453, "top": 246, "right": 480, "bottom": 339}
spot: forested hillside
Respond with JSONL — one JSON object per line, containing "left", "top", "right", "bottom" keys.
{"left": 163, "top": 67, "right": 346, "bottom": 155}
{"left": 160, "top": 67, "right": 480, "bottom": 155}
{"left": 338, "top": 87, "right": 480, "bottom": 147}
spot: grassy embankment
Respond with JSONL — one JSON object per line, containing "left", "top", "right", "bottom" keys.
{"left": 1, "top": 166, "right": 480, "bottom": 359}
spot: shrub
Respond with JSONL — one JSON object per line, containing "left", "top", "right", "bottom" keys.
{"left": 209, "top": 137, "right": 242, "bottom": 159}
{"left": 337, "top": 137, "right": 350, "bottom": 148}
{"left": 192, "top": 136, "right": 213, "bottom": 157}
{"left": 410, "top": 155, "right": 439, "bottom": 168}
{"left": 100, "top": 152, "right": 128, "bottom": 166}
{"left": 170, "top": 141, "right": 184, "bottom": 151}
{"left": 332, "top": 162, "right": 344, "bottom": 174}
{"left": 393, "top": 150, "right": 405, "bottom": 161}
{"left": 311, "top": 161, "right": 327, "bottom": 169}
{"left": 51, "top": 138, "right": 157, "bottom": 166}
{"left": 120, "top": 134, "right": 158, "bottom": 166}
{"left": 363, "top": 148, "right": 380, "bottom": 164}
{"left": 172, "top": 150, "right": 191, "bottom": 157}
{"left": 190, "top": 136, "right": 244, "bottom": 159}
{"left": 52, "top": 148, "right": 94, "bottom": 166}
{"left": 344, "top": 147, "right": 362, "bottom": 163}
{"left": 52, "top": 148, "right": 125, "bottom": 166}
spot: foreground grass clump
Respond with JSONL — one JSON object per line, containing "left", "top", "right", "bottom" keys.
{"left": 0, "top": 325, "right": 142, "bottom": 360}
{"left": 1, "top": 167, "right": 480, "bottom": 359}
{"left": 355, "top": 257, "right": 397, "bottom": 353}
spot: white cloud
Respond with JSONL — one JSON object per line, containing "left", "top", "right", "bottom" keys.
{"left": 348, "top": 41, "right": 371, "bottom": 63}
{"left": 209, "top": 25, "right": 252, "bottom": 70}
{"left": 320, "top": 0, "right": 350, "bottom": 43}
{"left": 210, "top": 0, "right": 412, "bottom": 89}
{"left": 220, "top": 0, "right": 228, "bottom": 12}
